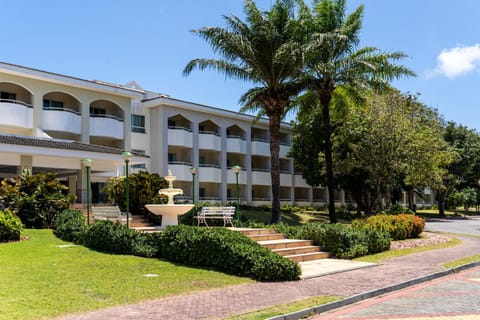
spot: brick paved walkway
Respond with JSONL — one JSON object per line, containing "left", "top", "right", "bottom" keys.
{"left": 56, "top": 234, "right": 480, "bottom": 320}
{"left": 315, "top": 265, "right": 480, "bottom": 319}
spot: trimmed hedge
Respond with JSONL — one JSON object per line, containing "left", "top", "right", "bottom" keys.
{"left": 0, "top": 209, "right": 23, "bottom": 241}
{"left": 159, "top": 225, "right": 301, "bottom": 281}
{"left": 352, "top": 214, "right": 425, "bottom": 240}
{"left": 82, "top": 221, "right": 158, "bottom": 257}
{"left": 52, "top": 209, "right": 86, "bottom": 243}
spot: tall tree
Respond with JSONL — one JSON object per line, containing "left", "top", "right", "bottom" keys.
{"left": 296, "top": 0, "right": 414, "bottom": 222}
{"left": 183, "top": 0, "right": 303, "bottom": 223}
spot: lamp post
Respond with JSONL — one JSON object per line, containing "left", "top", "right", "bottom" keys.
{"left": 190, "top": 167, "right": 197, "bottom": 225}
{"left": 121, "top": 151, "right": 132, "bottom": 228}
{"left": 82, "top": 158, "right": 92, "bottom": 225}
{"left": 232, "top": 165, "right": 241, "bottom": 222}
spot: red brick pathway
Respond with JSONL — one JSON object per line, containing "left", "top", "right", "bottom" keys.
{"left": 56, "top": 235, "right": 480, "bottom": 320}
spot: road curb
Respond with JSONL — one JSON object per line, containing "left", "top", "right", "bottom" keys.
{"left": 268, "top": 260, "right": 480, "bottom": 320}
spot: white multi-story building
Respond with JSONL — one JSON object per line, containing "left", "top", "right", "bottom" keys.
{"left": 0, "top": 61, "right": 342, "bottom": 207}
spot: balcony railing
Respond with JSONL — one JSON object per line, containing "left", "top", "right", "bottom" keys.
{"left": 251, "top": 137, "right": 269, "bottom": 143}
{"left": 168, "top": 161, "right": 193, "bottom": 166}
{"left": 199, "top": 163, "right": 221, "bottom": 168}
{"left": 44, "top": 106, "right": 80, "bottom": 115}
{"left": 0, "top": 99, "right": 32, "bottom": 108}
{"left": 168, "top": 125, "right": 192, "bottom": 132}
{"left": 199, "top": 130, "right": 219, "bottom": 136}
{"left": 90, "top": 113, "right": 123, "bottom": 122}
{"left": 227, "top": 134, "right": 246, "bottom": 141}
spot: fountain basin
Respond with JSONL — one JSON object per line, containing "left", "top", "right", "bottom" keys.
{"left": 145, "top": 204, "right": 194, "bottom": 226}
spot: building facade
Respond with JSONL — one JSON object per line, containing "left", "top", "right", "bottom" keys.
{"left": 0, "top": 61, "right": 433, "bottom": 208}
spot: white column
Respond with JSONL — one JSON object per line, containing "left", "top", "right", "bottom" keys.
{"left": 80, "top": 100, "right": 90, "bottom": 144}
{"left": 192, "top": 120, "right": 199, "bottom": 203}
{"left": 32, "top": 92, "right": 43, "bottom": 133}
{"left": 220, "top": 126, "right": 227, "bottom": 204}
{"left": 245, "top": 127, "right": 252, "bottom": 204}
{"left": 17, "top": 155, "right": 33, "bottom": 175}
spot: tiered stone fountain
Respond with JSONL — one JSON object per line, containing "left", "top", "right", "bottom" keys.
{"left": 145, "top": 170, "right": 194, "bottom": 227}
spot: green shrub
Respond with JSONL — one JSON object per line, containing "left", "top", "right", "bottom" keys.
{"left": 52, "top": 209, "right": 86, "bottom": 243}
{"left": 159, "top": 225, "right": 300, "bottom": 281}
{"left": 352, "top": 214, "right": 425, "bottom": 240}
{"left": 0, "top": 209, "right": 23, "bottom": 241}
{"left": 83, "top": 221, "right": 158, "bottom": 257}
{"left": 0, "top": 171, "right": 75, "bottom": 228}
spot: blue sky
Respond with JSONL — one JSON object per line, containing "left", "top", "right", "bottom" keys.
{"left": 1, "top": 0, "right": 480, "bottom": 130}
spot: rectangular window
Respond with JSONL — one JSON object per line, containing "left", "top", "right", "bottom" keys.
{"left": 1, "top": 91, "right": 16, "bottom": 100}
{"left": 168, "top": 153, "right": 177, "bottom": 162}
{"left": 90, "top": 107, "right": 106, "bottom": 115}
{"left": 131, "top": 114, "right": 145, "bottom": 133}
{"left": 43, "top": 99, "right": 64, "bottom": 110}
{"left": 131, "top": 163, "right": 146, "bottom": 169}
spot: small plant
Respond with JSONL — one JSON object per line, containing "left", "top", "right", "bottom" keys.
{"left": 0, "top": 209, "right": 23, "bottom": 241}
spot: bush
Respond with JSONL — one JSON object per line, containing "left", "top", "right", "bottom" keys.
{"left": 275, "top": 222, "right": 391, "bottom": 259}
{"left": 0, "top": 209, "right": 23, "bottom": 241}
{"left": 52, "top": 209, "right": 87, "bottom": 243}
{"left": 159, "top": 225, "right": 300, "bottom": 281}
{"left": 82, "top": 221, "right": 158, "bottom": 257}
{"left": 352, "top": 214, "right": 425, "bottom": 240}
{"left": 0, "top": 171, "right": 75, "bottom": 228}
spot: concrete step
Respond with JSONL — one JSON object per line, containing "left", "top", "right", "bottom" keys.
{"left": 235, "top": 228, "right": 279, "bottom": 236}
{"left": 272, "top": 245, "right": 322, "bottom": 256}
{"left": 133, "top": 226, "right": 162, "bottom": 233}
{"left": 285, "top": 251, "right": 330, "bottom": 263}
{"left": 247, "top": 233, "right": 285, "bottom": 241}
{"left": 258, "top": 239, "right": 313, "bottom": 250}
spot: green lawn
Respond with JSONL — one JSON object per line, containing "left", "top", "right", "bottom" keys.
{"left": 0, "top": 229, "right": 252, "bottom": 320}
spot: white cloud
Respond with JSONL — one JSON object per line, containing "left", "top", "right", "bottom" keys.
{"left": 433, "top": 44, "right": 480, "bottom": 78}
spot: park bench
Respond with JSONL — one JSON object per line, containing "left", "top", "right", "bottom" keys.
{"left": 92, "top": 206, "right": 127, "bottom": 223}
{"left": 195, "top": 206, "right": 235, "bottom": 227}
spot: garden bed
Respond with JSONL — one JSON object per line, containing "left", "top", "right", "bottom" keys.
{"left": 390, "top": 232, "right": 451, "bottom": 250}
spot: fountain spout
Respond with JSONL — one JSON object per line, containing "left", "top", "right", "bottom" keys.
{"left": 159, "top": 170, "right": 184, "bottom": 205}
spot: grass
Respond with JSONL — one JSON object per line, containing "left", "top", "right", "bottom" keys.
{"left": 0, "top": 229, "right": 252, "bottom": 320}
{"left": 224, "top": 296, "right": 340, "bottom": 320}
{"left": 444, "top": 254, "right": 480, "bottom": 269}
{"left": 355, "top": 236, "right": 462, "bottom": 263}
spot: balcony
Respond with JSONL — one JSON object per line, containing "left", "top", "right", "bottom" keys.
{"left": 90, "top": 115, "right": 124, "bottom": 139}
{"left": 43, "top": 107, "right": 81, "bottom": 134}
{"left": 167, "top": 162, "right": 193, "bottom": 181}
{"left": 199, "top": 131, "right": 221, "bottom": 151}
{"left": 0, "top": 99, "right": 33, "bottom": 129}
{"left": 280, "top": 144, "right": 291, "bottom": 158}
{"left": 226, "top": 135, "right": 246, "bottom": 154}
{"left": 251, "top": 169, "right": 271, "bottom": 185}
{"left": 168, "top": 126, "right": 193, "bottom": 148}
{"left": 227, "top": 169, "right": 246, "bottom": 184}
{"left": 294, "top": 174, "right": 310, "bottom": 188}
{"left": 198, "top": 164, "right": 222, "bottom": 183}
{"left": 251, "top": 139, "right": 270, "bottom": 156}
{"left": 280, "top": 172, "right": 293, "bottom": 187}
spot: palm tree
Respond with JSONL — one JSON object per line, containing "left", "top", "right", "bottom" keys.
{"left": 183, "top": 0, "right": 303, "bottom": 223}
{"left": 297, "top": 0, "right": 415, "bottom": 223}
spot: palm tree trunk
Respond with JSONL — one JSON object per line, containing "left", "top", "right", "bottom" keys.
{"left": 319, "top": 91, "right": 337, "bottom": 223}
{"left": 269, "top": 112, "right": 282, "bottom": 224}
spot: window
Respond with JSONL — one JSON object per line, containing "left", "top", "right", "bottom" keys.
{"left": 90, "top": 107, "right": 106, "bottom": 116}
{"left": 168, "top": 153, "right": 177, "bottom": 162}
{"left": 43, "top": 99, "right": 64, "bottom": 110}
{"left": 131, "top": 114, "right": 145, "bottom": 133}
{"left": 1, "top": 91, "right": 16, "bottom": 100}
{"left": 168, "top": 120, "right": 176, "bottom": 127}
{"left": 132, "top": 163, "right": 146, "bottom": 169}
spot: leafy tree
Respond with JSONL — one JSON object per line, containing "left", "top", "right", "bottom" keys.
{"left": 103, "top": 171, "right": 167, "bottom": 215}
{"left": 438, "top": 122, "right": 480, "bottom": 216}
{"left": 296, "top": 0, "right": 414, "bottom": 222}
{"left": 183, "top": 0, "right": 303, "bottom": 223}
{"left": 0, "top": 171, "right": 75, "bottom": 228}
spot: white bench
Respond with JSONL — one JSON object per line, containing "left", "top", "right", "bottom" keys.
{"left": 92, "top": 206, "right": 127, "bottom": 223}
{"left": 195, "top": 206, "right": 236, "bottom": 227}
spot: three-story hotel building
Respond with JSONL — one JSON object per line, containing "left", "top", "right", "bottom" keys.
{"left": 0, "top": 61, "right": 359, "bottom": 207}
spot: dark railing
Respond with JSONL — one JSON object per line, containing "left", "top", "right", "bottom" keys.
{"left": 90, "top": 113, "right": 124, "bottom": 122}
{"left": 251, "top": 137, "right": 269, "bottom": 143}
{"left": 199, "top": 163, "right": 221, "bottom": 168}
{"left": 168, "top": 161, "right": 193, "bottom": 166}
{"left": 199, "top": 130, "right": 220, "bottom": 136}
{"left": 44, "top": 106, "right": 80, "bottom": 115}
{"left": 0, "top": 99, "right": 33, "bottom": 108}
{"left": 227, "top": 134, "right": 246, "bottom": 141}
{"left": 252, "top": 168, "right": 270, "bottom": 172}
{"left": 168, "top": 125, "right": 192, "bottom": 132}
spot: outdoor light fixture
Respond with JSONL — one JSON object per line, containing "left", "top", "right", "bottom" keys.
{"left": 232, "top": 165, "right": 241, "bottom": 222}
{"left": 190, "top": 167, "right": 197, "bottom": 225}
{"left": 121, "top": 151, "right": 133, "bottom": 228}
{"left": 82, "top": 158, "right": 92, "bottom": 225}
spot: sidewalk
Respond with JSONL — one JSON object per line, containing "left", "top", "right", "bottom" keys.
{"left": 57, "top": 234, "right": 480, "bottom": 320}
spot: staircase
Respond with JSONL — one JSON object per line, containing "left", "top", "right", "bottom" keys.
{"left": 237, "top": 228, "right": 329, "bottom": 263}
